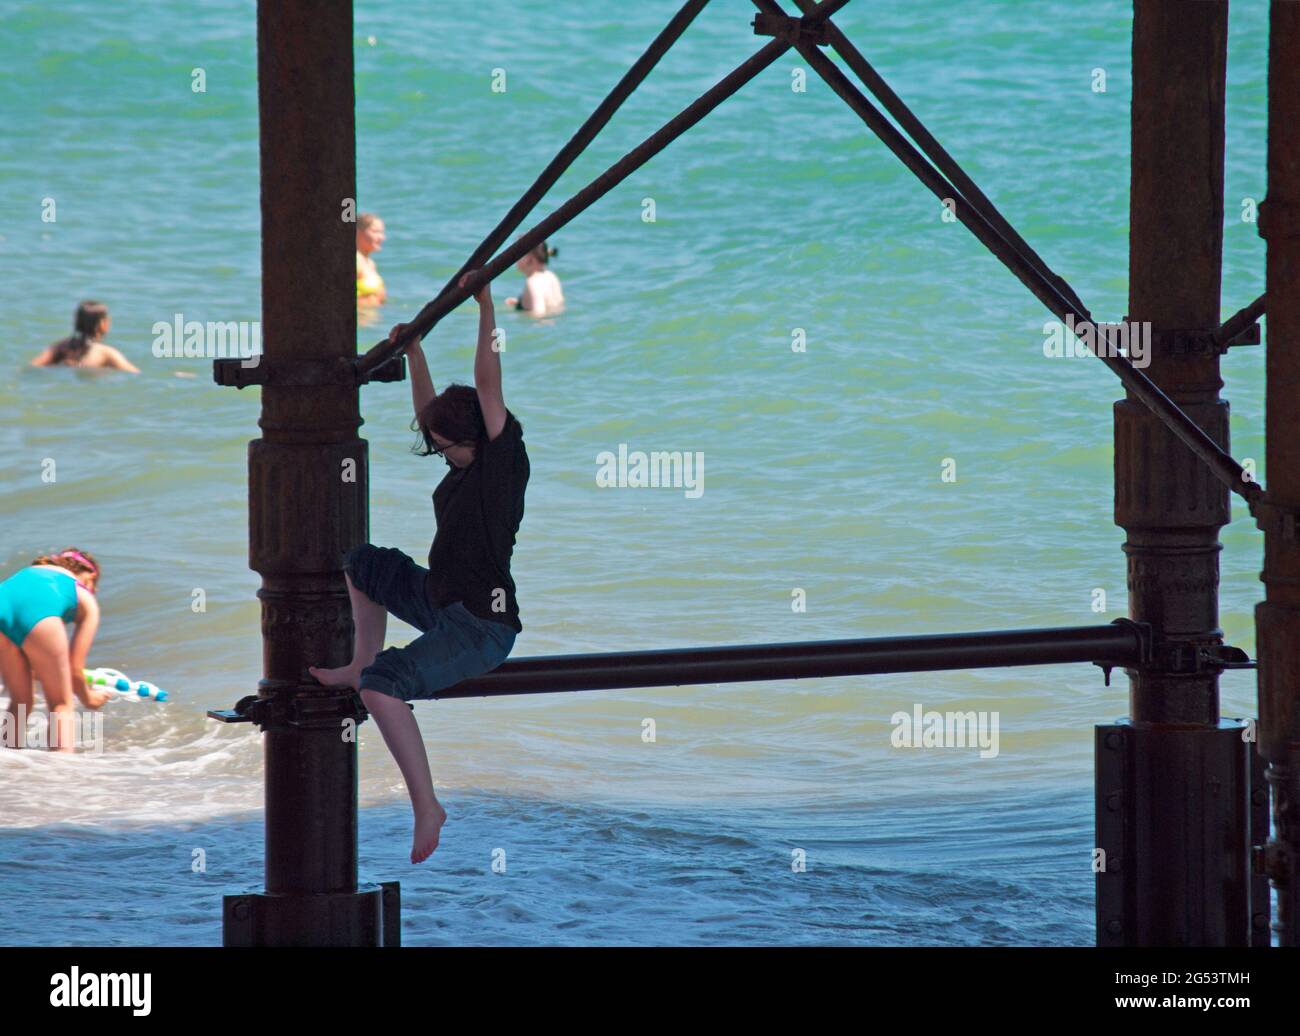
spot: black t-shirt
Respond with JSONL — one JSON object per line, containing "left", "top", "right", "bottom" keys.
{"left": 426, "top": 409, "right": 529, "bottom": 632}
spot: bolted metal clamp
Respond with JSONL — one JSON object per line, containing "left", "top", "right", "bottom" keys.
{"left": 1091, "top": 618, "right": 1152, "bottom": 687}
{"left": 1257, "top": 197, "right": 1300, "bottom": 242}
{"left": 1252, "top": 494, "right": 1300, "bottom": 543}
{"left": 1094, "top": 642, "right": 1254, "bottom": 686}
{"left": 1090, "top": 619, "right": 1253, "bottom": 685}
{"left": 752, "top": 11, "right": 832, "bottom": 46}
{"left": 1221, "top": 323, "right": 1262, "bottom": 349}
{"left": 207, "top": 686, "right": 388, "bottom": 731}
{"left": 1127, "top": 322, "right": 1259, "bottom": 357}
{"left": 208, "top": 693, "right": 266, "bottom": 725}
{"left": 213, "top": 355, "right": 406, "bottom": 389}
{"left": 208, "top": 686, "right": 414, "bottom": 729}
{"left": 1253, "top": 840, "right": 1290, "bottom": 883}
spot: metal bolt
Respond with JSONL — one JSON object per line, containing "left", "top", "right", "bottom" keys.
{"left": 1107, "top": 792, "right": 1122, "bottom": 812}
{"left": 1105, "top": 732, "right": 1123, "bottom": 751}
{"left": 232, "top": 899, "right": 250, "bottom": 922}
{"left": 1106, "top": 919, "right": 1123, "bottom": 935}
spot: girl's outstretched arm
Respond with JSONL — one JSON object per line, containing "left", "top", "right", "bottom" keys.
{"left": 462, "top": 272, "right": 507, "bottom": 441}
{"left": 388, "top": 323, "right": 436, "bottom": 420}
{"left": 69, "top": 590, "right": 107, "bottom": 708}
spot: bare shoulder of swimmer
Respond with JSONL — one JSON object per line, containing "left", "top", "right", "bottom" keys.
{"left": 523, "top": 272, "right": 554, "bottom": 316}
{"left": 540, "top": 270, "right": 566, "bottom": 310}
{"left": 99, "top": 344, "right": 141, "bottom": 373}
{"left": 517, "top": 275, "right": 539, "bottom": 315}
{"left": 85, "top": 342, "right": 113, "bottom": 366}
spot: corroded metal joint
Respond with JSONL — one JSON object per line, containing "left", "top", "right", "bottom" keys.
{"left": 1132, "top": 325, "right": 1260, "bottom": 356}
{"left": 752, "top": 11, "right": 831, "bottom": 46}
{"left": 1138, "top": 637, "right": 1251, "bottom": 676}
{"left": 206, "top": 684, "right": 369, "bottom": 731}
{"left": 1100, "top": 632, "right": 1252, "bottom": 687}
{"left": 1258, "top": 196, "right": 1300, "bottom": 240}
{"left": 213, "top": 355, "right": 405, "bottom": 388}
{"left": 1253, "top": 495, "right": 1300, "bottom": 545}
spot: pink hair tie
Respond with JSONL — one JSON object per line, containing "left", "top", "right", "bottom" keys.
{"left": 59, "top": 549, "right": 98, "bottom": 574}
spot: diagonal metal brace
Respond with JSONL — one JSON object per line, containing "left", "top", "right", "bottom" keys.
{"left": 757, "top": 0, "right": 1262, "bottom": 507}
{"left": 355, "top": 0, "right": 854, "bottom": 379}
{"left": 1212, "top": 292, "right": 1267, "bottom": 351}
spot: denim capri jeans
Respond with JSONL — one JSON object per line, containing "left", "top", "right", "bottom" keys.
{"left": 345, "top": 544, "right": 516, "bottom": 702}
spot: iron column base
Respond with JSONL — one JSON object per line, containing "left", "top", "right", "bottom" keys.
{"left": 222, "top": 881, "right": 401, "bottom": 947}
{"left": 1095, "top": 719, "right": 1267, "bottom": 946}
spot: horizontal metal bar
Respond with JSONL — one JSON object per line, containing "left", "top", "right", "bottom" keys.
{"left": 355, "top": 0, "right": 854, "bottom": 378}
{"left": 433, "top": 621, "right": 1145, "bottom": 699}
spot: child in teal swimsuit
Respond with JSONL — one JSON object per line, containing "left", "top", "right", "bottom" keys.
{"left": 0, "top": 549, "right": 109, "bottom": 751}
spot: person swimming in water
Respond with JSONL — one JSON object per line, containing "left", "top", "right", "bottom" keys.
{"left": 0, "top": 549, "right": 109, "bottom": 752}
{"left": 29, "top": 301, "right": 139, "bottom": 372}
{"left": 310, "top": 271, "right": 529, "bottom": 865}
{"left": 356, "top": 213, "right": 387, "bottom": 306}
{"left": 504, "top": 241, "right": 564, "bottom": 317}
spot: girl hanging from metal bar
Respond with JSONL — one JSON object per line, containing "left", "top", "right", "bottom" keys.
{"left": 310, "top": 271, "right": 529, "bottom": 864}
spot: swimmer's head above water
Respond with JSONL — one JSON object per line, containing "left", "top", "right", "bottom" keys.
{"left": 49, "top": 301, "right": 110, "bottom": 366}
{"left": 357, "top": 212, "right": 385, "bottom": 255}
{"left": 515, "top": 240, "right": 557, "bottom": 277}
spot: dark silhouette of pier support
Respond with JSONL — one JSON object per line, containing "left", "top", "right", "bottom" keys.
{"left": 216, "top": 1, "right": 399, "bottom": 947}
{"left": 1256, "top": 0, "right": 1300, "bottom": 948}
{"left": 1095, "top": 0, "right": 1264, "bottom": 948}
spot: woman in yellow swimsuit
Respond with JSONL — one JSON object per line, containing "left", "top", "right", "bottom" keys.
{"left": 356, "top": 213, "right": 387, "bottom": 306}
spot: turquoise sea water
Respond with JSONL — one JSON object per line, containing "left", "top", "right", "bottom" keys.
{"left": 0, "top": 0, "right": 1270, "bottom": 945}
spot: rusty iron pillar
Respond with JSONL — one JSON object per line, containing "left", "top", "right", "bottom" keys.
{"left": 1098, "top": 0, "right": 1263, "bottom": 946}
{"left": 214, "top": 0, "right": 399, "bottom": 947}
{"left": 1256, "top": 0, "right": 1300, "bottom": 947}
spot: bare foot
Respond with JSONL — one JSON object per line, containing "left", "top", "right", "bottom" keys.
{"left": 308, "top": 663, "right": 362, "bottom": 690}
{"left": 411, "top": 802, "right": 448, "bottom": 864}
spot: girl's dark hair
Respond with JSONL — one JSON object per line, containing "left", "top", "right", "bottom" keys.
{"left": 413, "top": 384, "right": 486, "bottom": 456}
{"left": 49, "top": 301, "right": 109, "bottom": 365}
{"left": 530, "top": 240, "right": 557, "bottom": 265}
